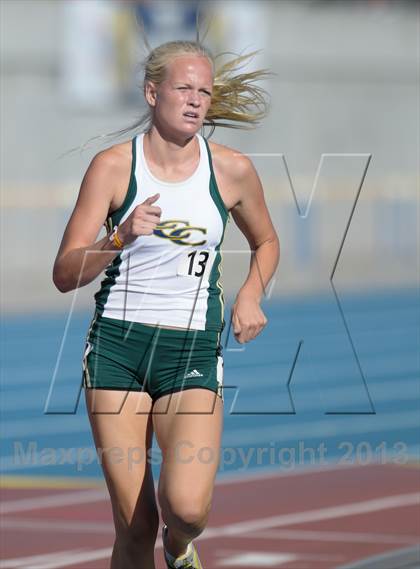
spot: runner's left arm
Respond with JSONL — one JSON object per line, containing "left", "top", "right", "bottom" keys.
{"left": 230, "top": 155, "right": 280, "bottom": 344}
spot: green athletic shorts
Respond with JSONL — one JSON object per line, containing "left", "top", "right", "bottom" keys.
{"left": 82, "top": 312, "right": 224, "bottom": 402}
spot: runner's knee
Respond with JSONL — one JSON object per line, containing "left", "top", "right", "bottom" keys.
{"left": 161, "top": 492, "right": 211, "bottom": 536}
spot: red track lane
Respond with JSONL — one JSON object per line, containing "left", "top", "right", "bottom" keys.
{"left": 1, "top": 463, "right": 419, "bottom": 569}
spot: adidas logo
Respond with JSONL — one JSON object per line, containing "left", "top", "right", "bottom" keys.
{"left": 184, "top": 369, "right": 204, "bottom": 378}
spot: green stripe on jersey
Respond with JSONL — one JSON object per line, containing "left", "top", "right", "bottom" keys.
{"left": 106, "top": 137, "right": 137, "bottom": 229}
{"left": 203, "top": 137, "right": 229, "bottom": 332}
{"left": 94, "top": 254, "right": 123, "bottom": 316}
{"left": 95, "top": 137, "right": 137, "bottom": 315}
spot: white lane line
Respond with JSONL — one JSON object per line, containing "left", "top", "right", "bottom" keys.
{"left": 0, "top": 488, "right": 107, "bottom": 514}
{"left": 1, "top": 492, "right": 419, "bottom": 568}
{"left": 218, "top": 551, "right": 345, "bottom": 567}
{"left": 3, "top": 518, "right": 419, "bottom": 547}
{"left": 337, "top": 544, "right": 420, "bottom": 569}
{"left": 202, "top": 492, "right": 420, "bottom": 538}
{"left": 0, "top": 549, "right": 87, "bottom": 569}
{"left": 0, "top": 548, "right": 113, "bottom": 569}
{"left": 1, "top": 464, "right": 418, "bottom": 519}
{"left": 0, "top": 460, "right": 370, "bottom": 513}
{"left": 1, "top": 518, "right": 114, "bottom": 534}
{"left": 1, "top": 462, "right": 361, "bottom": 513}
{"left": 215, "top": 457, "right": 367, "bottom": 485}
{"left": 247, "top": 528, "right": 420, "bottom": 544}
{"left": 219, "top": 552, "right": 298, "bottom": 567}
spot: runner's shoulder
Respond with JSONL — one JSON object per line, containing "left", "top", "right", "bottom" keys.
{"left": 208, "top": 140, "right": 255, "bottom": 182}
{"left": 89, "top": 140, "right": 132, "bottom": 179}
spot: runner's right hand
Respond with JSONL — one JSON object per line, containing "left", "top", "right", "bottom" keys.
{"left": 117, "top": 193, "right": 161, "bottom": 245}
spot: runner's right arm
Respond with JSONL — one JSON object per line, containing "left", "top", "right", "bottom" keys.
{"left": 52, "top": 149, "right": 161, "bottom": 293}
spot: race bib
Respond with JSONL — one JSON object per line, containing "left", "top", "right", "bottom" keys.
{"left": 177, "top": 249, "right": 216, "bottom": 281}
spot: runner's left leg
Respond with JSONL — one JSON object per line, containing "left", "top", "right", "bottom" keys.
{"left": 152, "top": 388, "right": 223, "bottom": 558}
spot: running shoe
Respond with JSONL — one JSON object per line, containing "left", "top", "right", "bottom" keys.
{"left": 162, "top": 524, "right": 203, "bottom": 569}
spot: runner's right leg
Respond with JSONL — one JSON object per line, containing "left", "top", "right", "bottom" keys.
{"left": 85, "top": 389, "right": 158, "bottom": 569}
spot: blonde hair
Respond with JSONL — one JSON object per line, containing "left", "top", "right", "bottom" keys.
{"left": 139, "top": 40, "right": 272, "bottom": 136}
{"left": 69, "top": 40, "right": 271, "bottom": 155}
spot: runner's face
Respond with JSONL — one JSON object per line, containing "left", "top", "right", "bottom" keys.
{"left": 150, "top": 56, "right": 213, "bottom": 136}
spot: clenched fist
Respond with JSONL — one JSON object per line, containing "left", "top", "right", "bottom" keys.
{"left": 231, "top": 291, "right": 268, "bottom": 344}
{"left": 117, "top": 193, "right": 161, "bottom": 246}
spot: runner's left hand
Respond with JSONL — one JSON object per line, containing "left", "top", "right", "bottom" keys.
{"left": 231, "top": 292, "right": 267, "bottom": 344}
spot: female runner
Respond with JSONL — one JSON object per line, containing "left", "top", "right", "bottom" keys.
{"left": 53, "top": 40, "right": 280, "bottom": 569}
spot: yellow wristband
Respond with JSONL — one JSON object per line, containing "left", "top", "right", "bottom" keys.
{"left": 109, "top": 226, "right": 124, "bottom": 249}
{"left": 114, "top": 230, "right": 124, "bottom": 249}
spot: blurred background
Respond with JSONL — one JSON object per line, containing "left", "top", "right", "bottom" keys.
{"left": 1, "top": 0, "right": 418, "bottom": 312}
{"left": 1, "top": 2, "right": 419, "bottom": 567}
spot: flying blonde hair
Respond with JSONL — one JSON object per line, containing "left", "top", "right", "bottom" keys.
{"left": 138, "top": 40, "right": 272, "bottom": 137}
{"left": 66, "top": 38, "right": 272, "bottom": 156}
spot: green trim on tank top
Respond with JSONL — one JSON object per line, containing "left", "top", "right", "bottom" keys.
{"left": 95, "top": 137, "right": 136, "bottom": 315}
{"left": 202, "top": 137, "right": 229, "bottom": 332}
{"left": 105, "top": 137, "right": 138, "bottom": 230}
{"left": 202, "top": 137, "right": 229, "bottom": 222}
{"left": 94, "top": 254, "right": 123, "bottom": 316}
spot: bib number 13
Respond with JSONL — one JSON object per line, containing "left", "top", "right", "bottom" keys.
{"left": 177, "top": 249, "right": 216, "bottom": 280}
{"left": 188, "top": 250, "right": 209, "bottom": 277}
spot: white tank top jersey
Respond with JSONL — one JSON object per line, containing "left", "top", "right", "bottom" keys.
{"left": 94, "top": 133, "right": 230, "bottom": 332}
